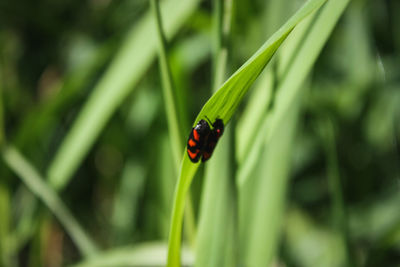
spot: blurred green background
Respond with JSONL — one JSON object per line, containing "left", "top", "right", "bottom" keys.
{"left": 0, "top": 0, "right": 399, "bottom": 266}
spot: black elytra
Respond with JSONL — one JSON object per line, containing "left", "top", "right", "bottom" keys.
{"left": 187, "top": 118, "right": 224, "bottom": 163}
{"left": 201, "top": 118, "right": 224, "bottom": 162}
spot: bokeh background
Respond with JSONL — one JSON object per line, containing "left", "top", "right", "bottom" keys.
{"left": 0, "top": 0, "right": 399, "bottom": 266}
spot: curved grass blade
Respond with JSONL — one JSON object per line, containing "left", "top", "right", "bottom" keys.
{"left": 195, "top": 0, "right": 237, "bottom": 266}
{"left": 10, "top": 42, "right": 114, "bottom": 252}
{"left": 0, "top": 182, "right": 11, "bottom": 267}
{"left": 72, "top": 242, "right": 194, "bottom": 267}
{"left": 167, "top": 155, "right": 198, "bottom": 266}
{"left": 245, "top": 89, "right": 302, "bottom": 266}
{"left": 150, "top": 0, "right": 197, "bottom": 245}
{"left": 192, "top": 0, "right": 326, "bottom": 127}
{"left": 235, "top": 68, "right": 274, "bottom": 163}
{"left": 167, "top": 0, "right": 327, "bottom": 266}
{"left": 2, "top": 146, "right": 98, "bottom": 257}
{"left": 237, "top": 0, "right": 350, "bottom": 187}
{"left": 150, "top": 0, "right": 183, "bottom": 169}
{"left": 240, "top": 0, "right": 351, "bottom": 265}
{"left": 196, "top": 128, "right": 237, "bottom": 267}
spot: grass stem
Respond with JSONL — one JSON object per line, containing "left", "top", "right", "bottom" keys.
{"left": 320, "top": 117, "right": 353, "bottom": 266}
{"left": 150, "top": 0, "right": 183, "bottom": 168}
{"left": 2, "top": 146, "right": 98, "bottom": 258}
{"left": 150, "top": 0, "right": 197, "bottom": 247}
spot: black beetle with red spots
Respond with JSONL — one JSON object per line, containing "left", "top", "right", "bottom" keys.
{"left": 187, "top": 118, "right": 224, "bottom": 163}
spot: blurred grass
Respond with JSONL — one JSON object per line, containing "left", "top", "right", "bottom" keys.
{"left": 47, "top": 0, "right": 201, "bottom": 190}
{"left": 285, "top": 207, "right": 348, "bottom": 267}
{"left": 10, "top": 0, "right": 200, "bottom": 257}
{"left": 0, "top": 181, "right": 11, "bottom": 266}
{"left": 1, "top": 0, "right": 400, "bottom": 266}
{"left": 150, "top": 0, "right": 184, "bottom": 169}
{"left": 167, "top": 0, "right": 327, "bottom": 265}
{"left": 195, "top": 0, "right": 237, "bottom": 266}
{"left": 2, "top": 146, "right": 98, "bottom": 257}
{"left": 150, "top": 0, "right": 197, "bottom": 247}
{"left": 239, "top": 0, "right": 350, "bottom": 265}
{"left": 111, "top": 160, "right": 146, "bottom": 243}
{"left": 72, "top": 242, "right": 194, "bottom": 267}
{"left": 318, "top": 117, "right": 351, "bottom": 262}
{"left": 12, "top": 39, "right": 114, "bottom": 151}
{"left": 242, "top": 87, "right": 302, "bottom": 266}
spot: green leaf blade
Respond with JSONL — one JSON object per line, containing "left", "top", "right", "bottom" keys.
{"left": 167, "top": 0, "right": 328, "bottom": 266}
{"left": 2, "top": 146, "right": 98, "bottom": 257}
{"left": 194, "top": 0, "right": 326, "bottom": 126}
{"left": 239, "top": 0, "right": 351, "bottom": 265}
{"left": 47, "top": 0, "right": 201, "bottom": 190}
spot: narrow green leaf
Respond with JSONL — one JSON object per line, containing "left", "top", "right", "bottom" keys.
{"left": 10, "top": 41, "right": 114, "bottom": 253}
{"left": 9, "top": 188, "right": 38, "bottom": 256}
{"left": 235, "top": 68, "right": 274, "bottom": 163}
{"left": 318, "top": 117, "right": 351, "bottom": 265}
{"left": 0, "top": 63, "right": 4, "bottom": 146}
{"left": 192, "top": 0, "right": 326, "bottom": 127}
{"left": 150, "top": 0, "right": 197, "bottom": 245}
{"left": 157, "top": 135, "right": 179, "bottom": 239}
{"left": 150, "top": 0, "right": 183, "bottom": 169}
{"left": 0, "top": 182, "right": 11, "bottom": 267}
{"left": 236, "top": 13, "right": 315, "bottom": 186}
{"left": 167, "top": 155, "right": 197, "bottom": 266}
{"left": 195, "top": 128, "right": 237, "bottom": 267}
{"left": 2, "top": 146, "right": 98, "bottom": 257}
{"left": 196, "top": 0, "right": 237, "bottom": 266}
{"left": 167, "top": 0, "right": 327, "bottom": 266}
{"left": 72, "top": 242, "right": 193, "bottom": 267}
{"left": 240, "top": 0, "right": 350, "bottom": 265}
{"left": 243, "top": 88, "right": 302, "bottom": 266}
{"left": 47, "top": 0, "right": 201, "bottom": 190}
{"left": 238, "top": 0, "right": 350, "bottom": 187}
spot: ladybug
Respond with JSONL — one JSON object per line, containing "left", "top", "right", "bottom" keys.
{"left": 187, "top": 117, "right": 224, "bottom": 163}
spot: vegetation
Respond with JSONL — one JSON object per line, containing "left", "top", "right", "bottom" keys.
{"left": 0, "top": 0, "right": 399, "bottom": 266}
